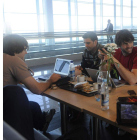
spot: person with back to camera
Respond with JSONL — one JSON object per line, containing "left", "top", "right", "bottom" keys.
{"left": 75, "top": 31, "right": 104, "bottom": 77}
{"left": 3, "top": 34, "right": 89, "bottom": 140}
{"left": 103, "top": 19, "right": 113, "bottom": 43}
{"left": 3, "top": 34, "right": 61, "bottom": 137}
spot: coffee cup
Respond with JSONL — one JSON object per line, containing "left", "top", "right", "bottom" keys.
{"left": 77, "top": 75, "right": 85, "bottom": 82}
{"left": 93, "top": 83, "right": 98, "bottom": 90}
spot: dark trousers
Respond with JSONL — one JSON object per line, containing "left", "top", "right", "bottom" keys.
{"left": 107, "top": 35, "right": 113, "bottom": 43}
{"left": 3, "top": 85, "right": 89, "bottom": 140}
{"left": 56, "top": 125, "right": 89, "bottom": 140}
{"left": 3, "top": 85, "right": 46, "bottom": 140}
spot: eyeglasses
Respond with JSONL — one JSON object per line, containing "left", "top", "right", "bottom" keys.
{"left": 23, "top": 48, "right": 28, "bottom": 51}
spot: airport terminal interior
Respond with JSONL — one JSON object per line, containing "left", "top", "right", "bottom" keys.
{"left": 3, "top": 0, "right": 137, "bottom": 140}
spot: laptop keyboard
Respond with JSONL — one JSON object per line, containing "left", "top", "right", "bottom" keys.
{"left": 38, "top": 73, "right": 52, "bottom": 81}
{"left": 114, "top": 82, "right": 122, "bottom": 86}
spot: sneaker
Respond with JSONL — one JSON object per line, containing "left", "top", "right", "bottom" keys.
{"left": 42, "top": 109, "right": 56, "bottom": 133}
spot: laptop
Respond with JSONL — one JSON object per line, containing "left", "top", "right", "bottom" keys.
{"left": 85, "top": 68, "right": 126, "bottom": 88}
{"left": 38, "top": 58, "right": 71, "bottom": 81}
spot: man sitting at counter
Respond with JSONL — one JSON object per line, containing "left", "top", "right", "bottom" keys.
{"left": 75, "top": 31, "right": 104, "bottom": 77}
{"left": 99, "top": 29, "right": 137, "bottom": 85}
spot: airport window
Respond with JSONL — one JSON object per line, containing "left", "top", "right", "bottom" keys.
{"left": 3, "top": 0, "right": 137, "bottom": 61}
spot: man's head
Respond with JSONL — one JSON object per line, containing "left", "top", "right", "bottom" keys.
{"left": 3, "top": 34, "right": 29, "bottom": 60}
{"left": 115, "top": 29, "right": 134, "bottom": 56}
{"left": 108, "top": 19, "right": 111, "bottom": 23}
{"left": 82, "top": 31, "right": 98, "bottom": 51}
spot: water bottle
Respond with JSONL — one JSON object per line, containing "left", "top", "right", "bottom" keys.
{"left": 69, "top": 61, "right": 75, "bottom": 82}
{"left": 101, "top": 79, "right": 109, "bottom": 110}
{"left": 95, "top": 71, "right": 104, "bottom": 101}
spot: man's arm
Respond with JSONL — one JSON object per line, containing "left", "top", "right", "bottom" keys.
{"left": 98, "top": 49, "right": 137, "bottom": 85}
{"left": 21, "top": 73, "right": 61, "bottom": 94}
{"left": 112, "top": 57, "right": 137, "bottom": 85}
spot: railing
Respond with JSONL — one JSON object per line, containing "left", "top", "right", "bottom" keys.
{"left": 3, "top": 29, "right": 137, "bottom": 67}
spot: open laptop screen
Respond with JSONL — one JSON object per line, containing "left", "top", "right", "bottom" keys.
{"left": 54, "top": 58, "right": 71, "bottom": 76}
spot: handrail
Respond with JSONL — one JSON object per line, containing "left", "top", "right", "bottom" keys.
{"left": 3, "top": 29, "right": 137, "bottom": 40}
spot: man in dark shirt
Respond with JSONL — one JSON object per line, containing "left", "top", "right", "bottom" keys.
{"left": 75, "top": 31, "right": 104, "bottom": 77}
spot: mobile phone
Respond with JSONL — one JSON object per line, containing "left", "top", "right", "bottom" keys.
{"left": 127, "top": 90, "right": 136, "bottom": 96}
{"left": 100, "top": 48, "right": 107, "bottom": 53}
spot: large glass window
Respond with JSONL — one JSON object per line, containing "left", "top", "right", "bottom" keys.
{"left": 53, "top": 1, "right": 68, "bottom": 14}
{"left": 123, "top": 18, "right": 131, "bottom": 26}
{"left": 78, "top": 16, "right": 94, "bottom": 31}
{"left": 103, "top": 5, "right": 114, "bottom": 16}
{"left": 133, "top": 7, "right": 137, "bottom": 18}
{"left": 3, "top": 0, "right": 137, "bottom": 61}
{"left": 116, "top": 0, "right": 121, "bottom": 5}
{"left": 123, "top": 0, "right": 131, "bottom": 6}
{"left": 103, "top": 0, "right": 114, "bottom": 4}
{"left": 53, "top": 15, "right": 69, "bottom": 31}
{"left": 123, "top": 7, "right": 131, "bottom": 17}
{"left": 116, "top": 6, "right": 121, "bottom": 16}
{"left": 96, "top": 4, "right": 100, "bottom": 16}
{"left": 77, "top": 3, "right": 93, "bottom": 15}
{"left": 4, "top": 0, "right": 36, "bottom": 13}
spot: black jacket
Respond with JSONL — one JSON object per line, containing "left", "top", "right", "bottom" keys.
{"left": 104, "top": 23, "right": 113, "bottom": 32}
{"left": 81, "top": 43, "right": 104, "bottom": 76}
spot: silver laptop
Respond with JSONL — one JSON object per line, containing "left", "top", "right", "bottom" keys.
{"left": 38, "top": 58, "right": 71, "bottom": 81}
{"left": 85, "top": 68, "right": 126, "bottom": 88}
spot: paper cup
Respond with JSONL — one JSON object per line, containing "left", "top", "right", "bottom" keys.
{"left": 77, "top": 75, "right": 85, "bottom": 82}
{"left": 93, "top": 83, "right": 98, "bottom": 90}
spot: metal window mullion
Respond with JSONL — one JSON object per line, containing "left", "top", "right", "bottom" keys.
{"left": 68, "top": 0, "right": 72, "bottom": 42}
{"left": 100, "top": 0, "right": 103, "bottom": 30}
{"left": 120, "top": 0, "right": 123, "bottom": 29}
{"left": 36, "top": 0, "right": 42, "bottom": 49}
{"left": 75, "top": 0, "right": 79, "bottom": 41}
{"left": 114, "top": 0, "right": 116, "bottom": 30}
{"left": 43, "top": 0, "right": 55, "bottom": 45}
{"left": 131, "top": 0, "right": 133, "bottom": 29}
{"left": 93, "top": 0, "right": 96, "bottom": 31}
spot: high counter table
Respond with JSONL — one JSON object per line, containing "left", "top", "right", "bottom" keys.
{"left": 42, "top": 84, "right": 137, "bottom": 140}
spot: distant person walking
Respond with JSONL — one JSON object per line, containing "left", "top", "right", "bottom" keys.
{"left": 104, "top": 19, "right": 113, "bottom": 43}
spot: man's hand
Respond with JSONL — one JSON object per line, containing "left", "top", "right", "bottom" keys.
{"left": 75, "top": 65, "right": 83, "bottom": 76}
{"left": 49, "top": 73, "right": 61, "bottom": 83}
{"left": 98, "top": 48, "right": 111, "bottom": 61}
{"left": 75, "top": 65, "right": 83, "bottom": 70}
{"left": 21, "top": 73, "right": 61, "bottom": 95}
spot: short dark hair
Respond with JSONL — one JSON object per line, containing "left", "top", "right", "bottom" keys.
{"left": 3, "top": 34, "right": 29, "bottom": 56}
{"left": 115, "top": 29, "right": 134, "bottom": 47}
{"left": 82, "top": 31, "right": 98, "bottom": 42}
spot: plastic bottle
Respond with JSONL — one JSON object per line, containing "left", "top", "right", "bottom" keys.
{"left": 95, "top": 71, "right": 104, "bottom": 101}
{"left": 101, "top": 79, "right": 109, "bottom": 110}
{"left": 69, "top": 61, "right": 75, "bottom": 82}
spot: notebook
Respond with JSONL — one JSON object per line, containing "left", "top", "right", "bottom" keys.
{"left": 38, "top": 58, "right": 71, "bottom": 81}
{"left": 85, "top": 68, "right": 126, "bottom": 88}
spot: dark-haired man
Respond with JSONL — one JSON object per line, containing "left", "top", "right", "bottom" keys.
{"left": 3, "top": 34, "right": 90, "bottom": 140}
{"left": 75, "top": 31, "right": 104, "bottom": 77}
{"left": 3, "top": 34, "right": 61, "bottom": 137}
{"left": 99, "top": 29, "right": 137, "bottom": 85}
